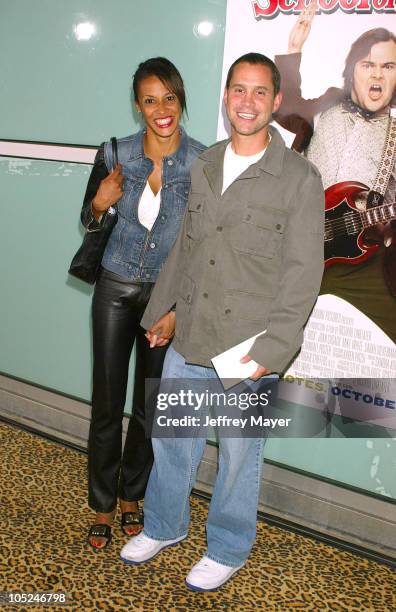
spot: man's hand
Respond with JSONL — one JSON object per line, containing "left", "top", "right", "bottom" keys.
{"left": 240, "top": 354, "right": 270, "bottom": 381}
{"left": 287, "top": 0, "right": 317, "bottom": 54}
{"left": 362, "top": 222, "right": 394, "bottom": 248}
{"left": 145, "top": 311, "right": 176, "bottom": 348}
{"left": 92, "top": 164, "right": 124, "bottom": 220}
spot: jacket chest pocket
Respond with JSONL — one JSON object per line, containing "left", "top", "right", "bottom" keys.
{"left": 230, "top": 207, "right": 286, "bottom": 259}
{"left": 186, "top": 194, "right": 205, "bottom": 241}
{"left": 172, "top": 181, "right": 191, "bottom": 207}
{"left": 117, "top": 178, "right": 142, "bottom": 220}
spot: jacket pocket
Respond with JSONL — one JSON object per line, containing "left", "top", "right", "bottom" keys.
{"left": 173, "top": 181, "right": 191, "bottom": 206}
{"left": 116, "top": 178, "right": 141, "bottom": 221}
{"left": 224, "top": 290, "right": 273, "bottom": 322}
{"left": 186, "top": 194, "right": 205, "bottom": 241}
{"left": 230, "top": 207, "right": 286, "bottom": 259}
{"left": 179, "top": 273, "right": 196, "bottom": 305}
{"left": 175, "top": 274, "right": 196, "bottom": 341}
{"left": 223, "top": 290, "right": 271, "bottom": 345}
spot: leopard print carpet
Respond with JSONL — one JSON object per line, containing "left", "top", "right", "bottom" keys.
{"left": 0, "top": 421, "right": 394, "bottom": 611}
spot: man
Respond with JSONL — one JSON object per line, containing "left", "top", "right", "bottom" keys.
{"left": 275, "top": 9, "right": 396, "bottom": 341}
{"left": 120, "top": 53, "right": 324, "bottom": 591}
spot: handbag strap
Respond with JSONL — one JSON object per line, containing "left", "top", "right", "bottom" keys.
{"left": 110, "top": 136, "right": 118, "bottom": 171}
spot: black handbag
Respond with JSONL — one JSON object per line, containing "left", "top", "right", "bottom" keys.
{"left": 68, "top": 137, "right": 119, "bottom": 284}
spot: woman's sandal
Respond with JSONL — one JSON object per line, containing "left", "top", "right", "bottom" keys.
{"left": 121, "top": 509, "right": 144, "bottom": 536}
{"left": 87, "top": 524, "right": 112, "bottom": 551}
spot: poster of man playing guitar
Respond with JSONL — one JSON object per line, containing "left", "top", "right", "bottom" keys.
{"left": 275, "top": 0, "right": 396, "bottom": 343}
{"left": 218, "top": 2, "right": 395, "bottom": 377}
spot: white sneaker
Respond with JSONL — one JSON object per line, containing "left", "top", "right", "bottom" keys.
{"left": 185, "top": 556, "right": 245, "bottom": 591}
{"left": 120, "top": 532, "right": 186, "bottom": 564}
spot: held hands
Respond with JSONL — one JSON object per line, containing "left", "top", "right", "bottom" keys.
{"left": 92, "top": 164, "right": 124, "bottom": 220}
{"left": 240, "top": 354, "right": 270, "bottom": 381}
{"left": 145, "top": 311, "right": 176, "bottom": 348}
{"left": 287, "top": 0, "right": 317, "bottom": 54}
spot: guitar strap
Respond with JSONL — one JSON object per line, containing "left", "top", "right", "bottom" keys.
{"left": 367, "top": 112, "right": 396, "bottom": 208}
{"left": 370, "top": 110, "right": 396, "bottom": 298}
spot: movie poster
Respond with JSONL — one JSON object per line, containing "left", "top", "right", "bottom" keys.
{"left": 218, "top": 0, "right": 396, "bottom": 393}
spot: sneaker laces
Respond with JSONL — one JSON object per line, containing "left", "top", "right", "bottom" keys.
{"left": 133, "top": 532, "right": 152, "bottom": 546}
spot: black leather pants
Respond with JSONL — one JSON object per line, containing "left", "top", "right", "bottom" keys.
{"left": 88, "top": 268, "right": 168, "bottom": 512}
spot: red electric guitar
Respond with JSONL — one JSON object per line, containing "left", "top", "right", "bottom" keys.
{"left": 324, "top": 181, "right": 396, "bottom": 268}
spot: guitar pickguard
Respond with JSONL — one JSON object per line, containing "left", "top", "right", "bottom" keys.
{"left": 324, "top": 199, "right": 364, "bottom": 262}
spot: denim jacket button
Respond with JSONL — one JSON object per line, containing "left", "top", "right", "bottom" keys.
{"left": 150, "top": 242, "right": 156, "bottom": 249}
{"left": 167, "top": 159, "right": 174, "bottom": 166}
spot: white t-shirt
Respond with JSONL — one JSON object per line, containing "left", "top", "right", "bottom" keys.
{"left": 222, "top": 141, "right": 269, "bottom": 195}
{"left": 138, "top": 181, "right": 161, "bottom": 231}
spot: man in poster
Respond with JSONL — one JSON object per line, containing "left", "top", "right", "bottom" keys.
{"left": 275, "top": 4, "right": 396, "bottom": 342}
{"left": 119, "top": 53, "right": 324, "bottom": 590}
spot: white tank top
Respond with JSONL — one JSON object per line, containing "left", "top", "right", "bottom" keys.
{"left": 138, "top": 181, "right": 161, "bottom": 231}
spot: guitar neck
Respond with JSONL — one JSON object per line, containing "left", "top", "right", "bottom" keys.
{"left": 361, "top": 201, "right": 396, "bottom": 228}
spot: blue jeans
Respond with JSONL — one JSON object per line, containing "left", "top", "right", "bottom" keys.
{"left": 142, "top": 345, "right": 269, "bottom": 567}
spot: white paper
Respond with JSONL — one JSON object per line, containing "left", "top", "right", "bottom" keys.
{"left": 211, "top": 330, "right": 266, "bottom": 389}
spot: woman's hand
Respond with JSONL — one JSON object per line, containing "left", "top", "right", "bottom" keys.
{"left": 145, "top": 312, "right": 176, "bottom": 348}
{"left": 92, "top": 164, "right": 124, "bottom": 219}
{"left": 287, "top": 0, "right": 317, "bottom": 54}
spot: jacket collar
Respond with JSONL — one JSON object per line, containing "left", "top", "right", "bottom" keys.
{"left": 200, "top": 125, "right": 286, "bottom": 178}
{"left": 127, "top": 129, "right": 145, "bottom": 161}
{"left": 127, "top": 126, "right": 189, "bottom": 165}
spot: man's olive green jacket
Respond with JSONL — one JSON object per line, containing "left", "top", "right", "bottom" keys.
{"left": 141, "top": 127, "right": 324, "bottom": 373}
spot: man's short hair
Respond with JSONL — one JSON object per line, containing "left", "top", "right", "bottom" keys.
{"left": 343, "top": 28, "right": 396, "bottom": 97}
{"left": 226, "top": 53, "right": 281, "bottom": 96}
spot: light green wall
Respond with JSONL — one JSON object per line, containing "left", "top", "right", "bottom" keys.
{"left": 1, "top": 0, "right": 394, "bottom": 503}
{"left": 266, "top": 438, "right": 396, "bottom": 500}
{"left": 0, "top": 157, "right": 93, "bottom": 399}
{"left": 1, "top": 0, "right": 226, "bottom": 146}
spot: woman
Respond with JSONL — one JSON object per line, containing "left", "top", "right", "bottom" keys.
{"left": 80, "top": 57, "right": 206, "bottom": 550}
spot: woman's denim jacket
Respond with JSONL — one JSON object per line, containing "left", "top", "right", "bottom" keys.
{"left": 81, "top": 128, "right": 206, "bottom": 282}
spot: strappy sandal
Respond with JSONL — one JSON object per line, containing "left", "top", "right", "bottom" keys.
{"left": 87, "top": 524, "right": 112, "bottom": 551}
{"left": 121, "top": 509, "right": 144, "bottom": 536}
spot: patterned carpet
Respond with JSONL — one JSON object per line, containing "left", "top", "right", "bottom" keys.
{"left": 0, "top": 421, "right": 395, "bottom": 611}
